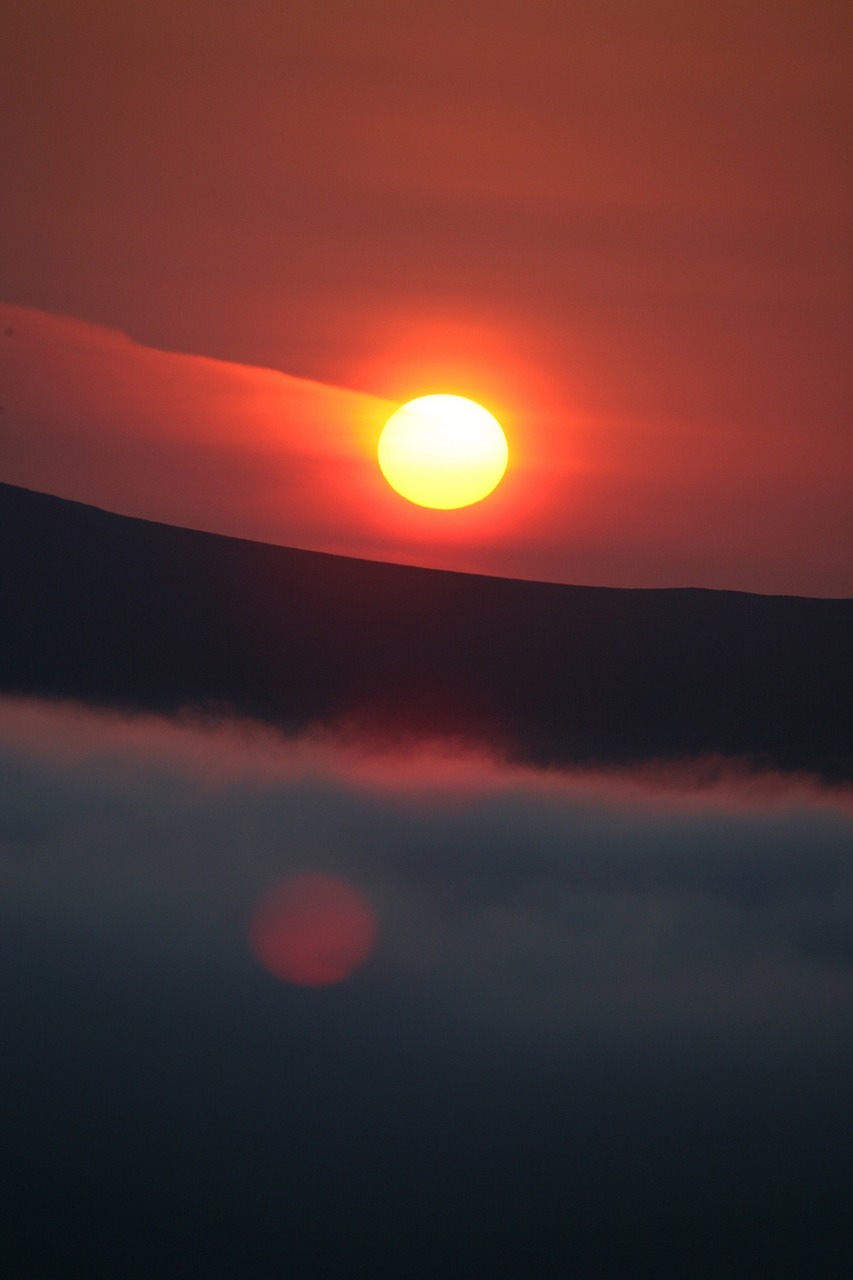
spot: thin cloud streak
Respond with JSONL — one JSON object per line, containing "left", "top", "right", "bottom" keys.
{"left": 0, "top": 302, "right": 396, "bottom": 550}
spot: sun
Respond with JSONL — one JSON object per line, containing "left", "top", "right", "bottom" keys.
{"left": 378, "top": 394, "right": 508, "bottom": 509}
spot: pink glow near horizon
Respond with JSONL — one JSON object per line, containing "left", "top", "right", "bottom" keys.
{"left": 0, "top": 694, "right": 849, "bottom": 819}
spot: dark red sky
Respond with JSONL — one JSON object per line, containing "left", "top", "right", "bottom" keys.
{"left": 1, "top": 0, "right": 850, "bottom": 593}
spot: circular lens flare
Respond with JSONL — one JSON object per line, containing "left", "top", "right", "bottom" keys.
{"left": 378, "top": 394, "right": 508, "bottom": 509}
{"left": 249, "top": 874, "right": 377, "bottom": 986}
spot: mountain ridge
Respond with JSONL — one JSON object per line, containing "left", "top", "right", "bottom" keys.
{"left": 2, "top": 480, "right": 851, "bottom": 779}
{"left": 3, "top": 481, "right": 843, "bottom": 600}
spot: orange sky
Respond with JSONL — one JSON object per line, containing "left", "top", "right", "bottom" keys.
{"left": 1, "top": 1, "right": 850, "bottom": 594}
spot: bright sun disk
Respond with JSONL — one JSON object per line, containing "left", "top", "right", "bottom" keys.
{"left": 378, "top": 394, "right": 508, "bottom": 509}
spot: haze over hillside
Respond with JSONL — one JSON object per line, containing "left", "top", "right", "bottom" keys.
{"left": 2, "top": 481, "right": 851, "bottom": 780}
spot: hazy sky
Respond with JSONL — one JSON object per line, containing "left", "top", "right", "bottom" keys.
{"left": 1, "top": 1, "right": 850, "bottom": 592}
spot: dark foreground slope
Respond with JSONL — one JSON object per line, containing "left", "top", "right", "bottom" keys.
{"left": 1, "top": 481, "right": 851, "bottom": 778}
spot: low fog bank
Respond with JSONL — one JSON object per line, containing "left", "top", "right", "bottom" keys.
{"left": 2, "top": 695, "right": 851, "bottom": 1044}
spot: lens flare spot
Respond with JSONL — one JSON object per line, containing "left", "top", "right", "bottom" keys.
{"left": 249, "top": 873, "right": 376, "bottom": 986}
{"left": 378, "top": 394, "right": 508, "bottom": 509}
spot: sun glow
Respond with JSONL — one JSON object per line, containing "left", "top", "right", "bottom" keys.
{"left": 378, "top": 394, "right": 508, "bottom": 509}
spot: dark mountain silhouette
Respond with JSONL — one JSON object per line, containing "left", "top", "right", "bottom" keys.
{"left": 1, "top": 480, "right": 851, "bottom": 779}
